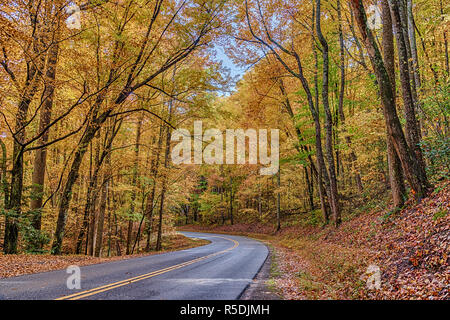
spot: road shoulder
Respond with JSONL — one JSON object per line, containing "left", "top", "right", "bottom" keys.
{"left": 239, "top": 245, "right": 282, "bottom": 300}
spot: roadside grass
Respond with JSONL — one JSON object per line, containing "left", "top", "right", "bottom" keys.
{"left": 265, "top": 244, "right": 283, "bottom": 298}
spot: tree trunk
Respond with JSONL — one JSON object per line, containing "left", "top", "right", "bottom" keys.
{"left": 397, "top": 1, "right": 419, "bottom": 109}
{"left": 126, "top": 114, "right": 143, "bottom": 255}
{"left": 155, "top": 98, "right": 174, "bottom": 251}
{"left": 0, "top": 140, "right": 8, "bottom": 208}
{"left": 94, "top": 171, "right": 108, "bottom": 257}
{"left": 145, "top": 123, "right": 164, "bottom": 252}
{"left": 51, "top": 98, "right": 111, "bottom": 254}
{"left": 155, "top": 125, "right": 171, "bottom": 251}
{"left": 316, "top": 0, "right": 340, "bottom": 227}
{"left": 87, "top": 139, "right": 102, "bottom": 256}
{"left": 382, "top": 0, "right": 406, "bottom": 208}
{"left": 441, "top": 0, "right": 449, "bottom": 77}
{"left": 337, "top": 0, "right": 363, "bottom": 193}
{"left": 389, "top": 0, "right": 428, "bottom": 182}
{"left": 76, "top": 138, "right": 103, "bottom": 255}
{"left": 229, "top": 177, "right": 234, "bottom": 225}
{"left": 4, "top": 85, "right": 40, "bottom": 254}
{"left": 279, "top": 80, "right": 318, "bottom": 210}
{"left": 406, "top": 0, "right": 421, "bottom": 91}
{"left": 349, "top": 0, "right": 430, "bottom": 201}
{"left": 3, "top": 1, "right": 52, "bottom": 253}
{"left": 30, "top": 39, "right": 60, "bottom": 231}
{"left": 276, "top": 169, "right": 281, "bottom": 232}
{"left": 304, "top": 166, "right": 314, "bottom": 211}
{"left": 311, "top": 2, "right": 330, "bottom": 223}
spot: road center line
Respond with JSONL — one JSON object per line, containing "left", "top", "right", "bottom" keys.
{"left": 55, "top": 236, "right": 239, "bottom": 300}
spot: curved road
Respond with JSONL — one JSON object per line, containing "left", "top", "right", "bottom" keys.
{"left": 0, "top": 232, "right": 268, "bottom": 300}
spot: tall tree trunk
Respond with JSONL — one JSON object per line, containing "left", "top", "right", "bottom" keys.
{"left": 406, "top": 0, "right": 424, "bottom": 139}
{"left": 310, "top": 3, "right": 330, "bottom": 223}
{"left": 257, "top": 185, "right": 262, "bottom": 218}
{"left": 126, "top": 114, "right": 143, "bottom": 255}
{"left": 382, "top": 0, "right": 406, "bottom": 208}
{"left": 4, "top": 81, "right": 41, "bottom": 254}
{"left": 279, "top": 81, "right": 317, "bottom": 210}
{"left": 51, "top": 97, "right": 111, "bottom": 254}
{"left": 145, "top": 124, "right": 164, "bottom": 252}
{"left": 440, "top": 0, "right": 449, "bottom": 77}
{"left": 337, "top": 0, "right": 363, "bottom": 193}
{"left": 276, "top": 169, "right": 281, "bottom": 232}
{"left": 229, "top": 176, "right": 234, "bottom": 225}
{"left": 4, "top": 44, "right": 44, "bottom": 253}
{"left": 304, "top": 166, "right": 314, "bottom": 211}
{"left": 0, "top": 139, "right": 8, "bottom": 208}
{"left": 350, "top": 0, "right": 430, "bottom": 201}
{"left": 107, "top": 177, "right": 112, "bottom": 257}
{"left": 3, "top": 0, "right": 56, "bottom": 253}
{"left": 30, "top": 38, "right": 60, "bottom": 231}
{"left": 52, "top": 132, "right": 94, "bottom": 254}
{"left": 94, "top": 169, "right": 108, "bottom": 257}
{"left": 220, "top": 186, "right": 225, "bottom": 225}
{"left": 316, "top": 0, "right": 340, "bottom": 226}
{"left": 308, "top": 0, "right": 330, "bottom": 222}
{"left": 397, "top": 1, "right": 420, "bottom": 109}
{"left": 406, "top": 0, "right": 421, "bottom": 91}
{"left": 155, "top": 126, "right": 171, "bottom": 251}
{"left": 388, "top": 0, "right": 427, "bottom": 179}
{"left": 87, "top": 139, "right": 102, "bottom": 256}
{"left": 76, "top": 128, "right": 112, "bottom": 255}
{"left": 155, "top": 99, "right": 174, "bottom": 251}
{"left": 110, "top": 175, "right": 122, "bottom": 256}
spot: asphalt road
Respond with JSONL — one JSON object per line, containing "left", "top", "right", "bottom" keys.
{"left": 0, "top": 232, "right": 268, "bottom": 300}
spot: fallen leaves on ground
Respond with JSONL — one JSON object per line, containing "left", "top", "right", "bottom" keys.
{"left": 182, "top": 182, "right": 449, "bottom": 300}
{"left": 0, "top": 234, "right": 209, "bottom": 279}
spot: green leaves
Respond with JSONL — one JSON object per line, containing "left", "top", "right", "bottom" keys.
{"left": 0, "top": 208, "right": 50, "bottom": 254}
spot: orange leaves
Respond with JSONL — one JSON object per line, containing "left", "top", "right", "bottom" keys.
{"left": 410, "top": 256, "right": 420, "bottom": 267}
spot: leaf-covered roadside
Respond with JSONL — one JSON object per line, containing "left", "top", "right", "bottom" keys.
{"left": 0, "top": 234, "right": 209, "bottom": 279}
{"left": 181, "top": 182, "right": 449, "bottom": 300}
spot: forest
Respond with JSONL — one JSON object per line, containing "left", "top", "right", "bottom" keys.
{"left": 0, "top": 0, "right": 448, "bottom": 300}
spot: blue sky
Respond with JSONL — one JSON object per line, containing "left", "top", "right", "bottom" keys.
{"left": 213, "top": 45, "right": 247, "bottom": 94}
{"left": 215, "top": 46, "right": 245, "bottom": 80}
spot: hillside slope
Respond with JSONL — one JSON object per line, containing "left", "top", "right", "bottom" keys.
{"left": 181, "top": 182, "right": 449, "bottom": 300}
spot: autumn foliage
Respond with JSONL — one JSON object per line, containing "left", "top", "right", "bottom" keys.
{"left": 0, "top": 0, "right": 448, "bottom": 300}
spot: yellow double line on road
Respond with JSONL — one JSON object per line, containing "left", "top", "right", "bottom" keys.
{"left": 56, "top": 236, "right": 239, "bottom": 300}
